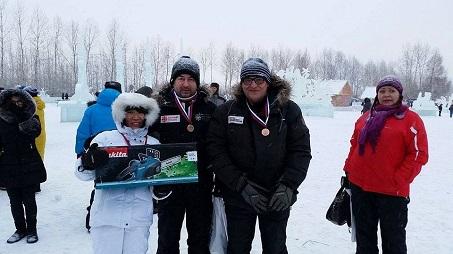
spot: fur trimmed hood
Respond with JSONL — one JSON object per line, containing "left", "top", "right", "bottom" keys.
{"left": 112, "top": 93, "right": 160, "bottom": 128}
{"left": 0, "top": 88, "right": 36, "bottom": 123}
{"left": 232, "top": 74, "right": 292, "bottom": 106}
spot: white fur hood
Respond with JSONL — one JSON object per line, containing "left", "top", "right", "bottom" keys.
{"left": 111, "top": 93, "right": 160, "bottom": 128}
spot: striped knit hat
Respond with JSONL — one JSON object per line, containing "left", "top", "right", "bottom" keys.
{"left": 240, "top": 58, "right": 271, "bottom": 84}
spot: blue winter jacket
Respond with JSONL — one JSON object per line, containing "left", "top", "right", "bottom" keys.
{"left": 75, "top": 88, "right": 120, "bottom": 155}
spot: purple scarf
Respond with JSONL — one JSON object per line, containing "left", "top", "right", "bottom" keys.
{"left": 358, "top": 104, "right": 408, "bottom": 155}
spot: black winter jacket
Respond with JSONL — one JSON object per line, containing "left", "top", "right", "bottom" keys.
{"left": 206, "top": 75, "right": 311, "bottom": 204}
{"left": 0, "top": 89, "right": 46, "bottom": 188}
{"left": 149, "top": 85, "right": 217, "bottom": 189}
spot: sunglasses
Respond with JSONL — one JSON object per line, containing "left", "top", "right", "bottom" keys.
{"left": 242, "top": 77, "right": 267, "bottom": 86}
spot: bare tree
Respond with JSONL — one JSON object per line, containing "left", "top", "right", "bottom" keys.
{"left": 292, "top": 49, "right": 310, "bottom": 72}
{"left": 51, "top": 16, "right": 63, "bottom": 89}
{"left": 29, "top": 7, "right": 47, "bottom": 84}
{"left": 162, "top": 43, "right": 173, "bottom": 83}
{"left": 221, "top": 42, "right": 239, "bottom": 90}
{"left": 83, "top": 19, "right": 98, "bottom": 87}
{"left": 0, "top": 0, "right": 9, "bottom": 85}
{"left": 14, "top": 3, "right": 27, "bottom": 82}
{"left": 150, "top": 36, "right": 161, "bottom": 87}
{"left": 66, "top": 20, "right": 79, "bottom": 84}
{"left": 270, "top": 47, "right": 293, "bottom": 72}
{"left": 107, "top": 19, "right": 121, "bottom": 80}
{"left": 199, "top": 47, "right": 209, "bottom": 83}
{"left": 208, "top": 42, "right": 215, "bottom": 83}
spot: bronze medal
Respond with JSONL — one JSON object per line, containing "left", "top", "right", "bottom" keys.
{"left": 187, "top": 124, "right": 195, "bottom": 132}
{"left": 261, "top": 128, "right": 270, "bottom": 136}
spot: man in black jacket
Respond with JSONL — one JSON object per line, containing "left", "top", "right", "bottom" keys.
{"left": 150, "top": 56, "right": 216, "bottom": 254}
{"left": 207, "top": 58, "right": 312, "bottom": 254}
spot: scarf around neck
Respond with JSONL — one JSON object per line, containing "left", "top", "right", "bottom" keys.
{"left": 358, "top": 103, "right": 408, "bottom": 155}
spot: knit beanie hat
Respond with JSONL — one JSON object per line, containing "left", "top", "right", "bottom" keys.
{"left": 23, "top": 85, "right": 39, "bottom": 97}
{"left": 105, "top": 81, "right": 122, "bottom": 93}
{"left": 376, "top": 75, "right": 403, "bottom": 94}
{"left": 240, "top": 58, "right": 272, "bottom": 84}
{"left": 170, "top": 56, "right": 200, "bottom": 86}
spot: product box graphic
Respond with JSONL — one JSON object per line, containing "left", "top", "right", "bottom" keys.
{"left": 95, "top": 142, "right": 198, "bottom": 189}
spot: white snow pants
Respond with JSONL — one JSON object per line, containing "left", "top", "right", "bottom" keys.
{"left": 91, "top": 225, "right": 150, "bottom": 254}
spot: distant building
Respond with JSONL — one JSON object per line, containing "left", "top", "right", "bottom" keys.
{"left": 360, "top": 86, "right": 376, "bottom": 100}
{"left": 320, "top": 80, "right": 353, "bottom": 107}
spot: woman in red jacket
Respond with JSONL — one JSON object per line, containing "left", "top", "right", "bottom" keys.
{"left": 344, "top": 75, "right": 428, "bottom": 254}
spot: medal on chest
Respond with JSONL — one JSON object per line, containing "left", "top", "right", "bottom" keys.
{"left": 246, "top": 97, "right": 270, "bottom": 137}
{"left": 174, "top": 91, "right": 196, "bottom": 133}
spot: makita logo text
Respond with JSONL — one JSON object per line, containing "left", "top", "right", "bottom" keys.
{"left": 104, "top": 147, "right": 129, "bottom": 158}
{"left": 108, "top": 151, "right": 127, "bottom": 158}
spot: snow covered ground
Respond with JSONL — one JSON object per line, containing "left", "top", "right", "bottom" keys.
{"left": 1, "top": 103, "right": 452, "bottom": 254}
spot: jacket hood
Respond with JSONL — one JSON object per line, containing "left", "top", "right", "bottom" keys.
{"left": 232, "top": 74, "right": 292, "bottom": 106}
{"left": 97, "top": 88, "right": 120, "bottom": 106}
{"left": 34, "top": 96, "right": 46, "bottom": 110}
{"left": 0, "top": 89, "right": 36, "bottom": 122}
{"left": 112, "top": 92, "right": 160, "bottom": 128}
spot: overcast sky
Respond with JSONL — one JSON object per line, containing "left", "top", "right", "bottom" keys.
{"left": 15, "top": 0, "right": 453, "bottom": 79}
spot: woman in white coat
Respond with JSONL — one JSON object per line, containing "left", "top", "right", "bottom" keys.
{"left": 75, "top": 92, "right": 160, "bottom": 254}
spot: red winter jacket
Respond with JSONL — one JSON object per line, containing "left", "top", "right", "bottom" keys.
{"left": 344, "top": 109, "right": 428, "bottom": 197}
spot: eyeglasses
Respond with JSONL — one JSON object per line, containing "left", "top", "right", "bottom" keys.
{"left": 242, "top": 77, "right": 266, "bottom": 86}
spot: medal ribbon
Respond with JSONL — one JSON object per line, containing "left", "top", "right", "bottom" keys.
{"left": 246, "top": 96, "right": 269, "bottom": 129}
{"left": 173, "top": 90, "right": 195, "bottom": 124}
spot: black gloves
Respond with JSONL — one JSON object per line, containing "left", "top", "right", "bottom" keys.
{"left": 81, "top": 143, "right": 109, "bottom": 170}
{"left": 269, "top": 183, "right": 294, "bottom": 212}
{"left": 18, "top": 117, "right": 41, "bottom": 135}
{"left": 240, "top": 183, "right": 269, "bottom": 214}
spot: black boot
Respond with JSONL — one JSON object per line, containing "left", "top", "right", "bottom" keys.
{"left": 6, "top": 230, "right": 26, "bottom": 244}
{"left": 26, "top": 231, "right": 39, "bottom": 244}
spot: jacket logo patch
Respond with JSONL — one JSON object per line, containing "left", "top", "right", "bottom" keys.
{"left": 161, "top": 115, "right": 180, "bottom": 123}
{"left": 228, "top": 116, "right": 244, "bottom": 124}
{"left": 104, "top": 147, "right": 128, "bottom": 158}
{"left": 195, "top": 113, "right": 211, "bottom": 121}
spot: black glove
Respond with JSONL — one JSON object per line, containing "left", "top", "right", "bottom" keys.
{"left": 18, "top": 117, "right": 41, "bottom": 134}
{"left": 240, "top": 183, "right": 269, "bottom": 214}
{"left": 269, "top": 184, "right": 294, "bottom": 212}
{"left": 81, "top": 143, "right": 109, "bottom": 170}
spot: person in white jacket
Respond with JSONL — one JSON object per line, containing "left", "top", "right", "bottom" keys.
{"left": 75, "top": 92, "right": 160, "bottom": 254}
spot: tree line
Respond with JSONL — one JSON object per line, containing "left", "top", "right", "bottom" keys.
{"left": 0, "top": 1, "right": 450, "bottom": 99}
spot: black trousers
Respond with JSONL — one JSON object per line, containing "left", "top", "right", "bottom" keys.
{"left": 156, "top": 184, "right": 212, "bottom": 254}
{"left": 225, "top": 201, "right": 290, "bottom": 254}
{"left": 351, "top": 184, "right": 409, "bottom": 254}
{"left": 6, "top": 185, "right": 38, "bottom": 234}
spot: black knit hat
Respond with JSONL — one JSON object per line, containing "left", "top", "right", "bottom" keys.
{"left": 104, "top": 81, "right": 122, "bottom": 93}
{"left": 240, "top": 58, "right": 271, "bottom": 84}
{"left": 170, "top": 56, "right": 200, "bottom": 86}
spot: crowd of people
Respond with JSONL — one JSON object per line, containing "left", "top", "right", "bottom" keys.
{"left": 0, "top": 57, "right": 431, "bottom": 254}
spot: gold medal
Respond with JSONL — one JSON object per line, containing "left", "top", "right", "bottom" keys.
{"left": 261, "top": 128, "right": 270, "bottom": 136}
{"left": 187, "top": 124, "right": 195, "bottom": 132}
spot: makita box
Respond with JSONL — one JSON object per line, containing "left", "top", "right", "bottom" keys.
{"left": 95, "top": 143, "right": 198, "bottom": 189}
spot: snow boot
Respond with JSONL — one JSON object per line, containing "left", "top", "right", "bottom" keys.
{"left": 26, "top": 232, "right": 39, "bottom": 244}
{"left": 6, "top": 231, "right": 26, "bottom": 244}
